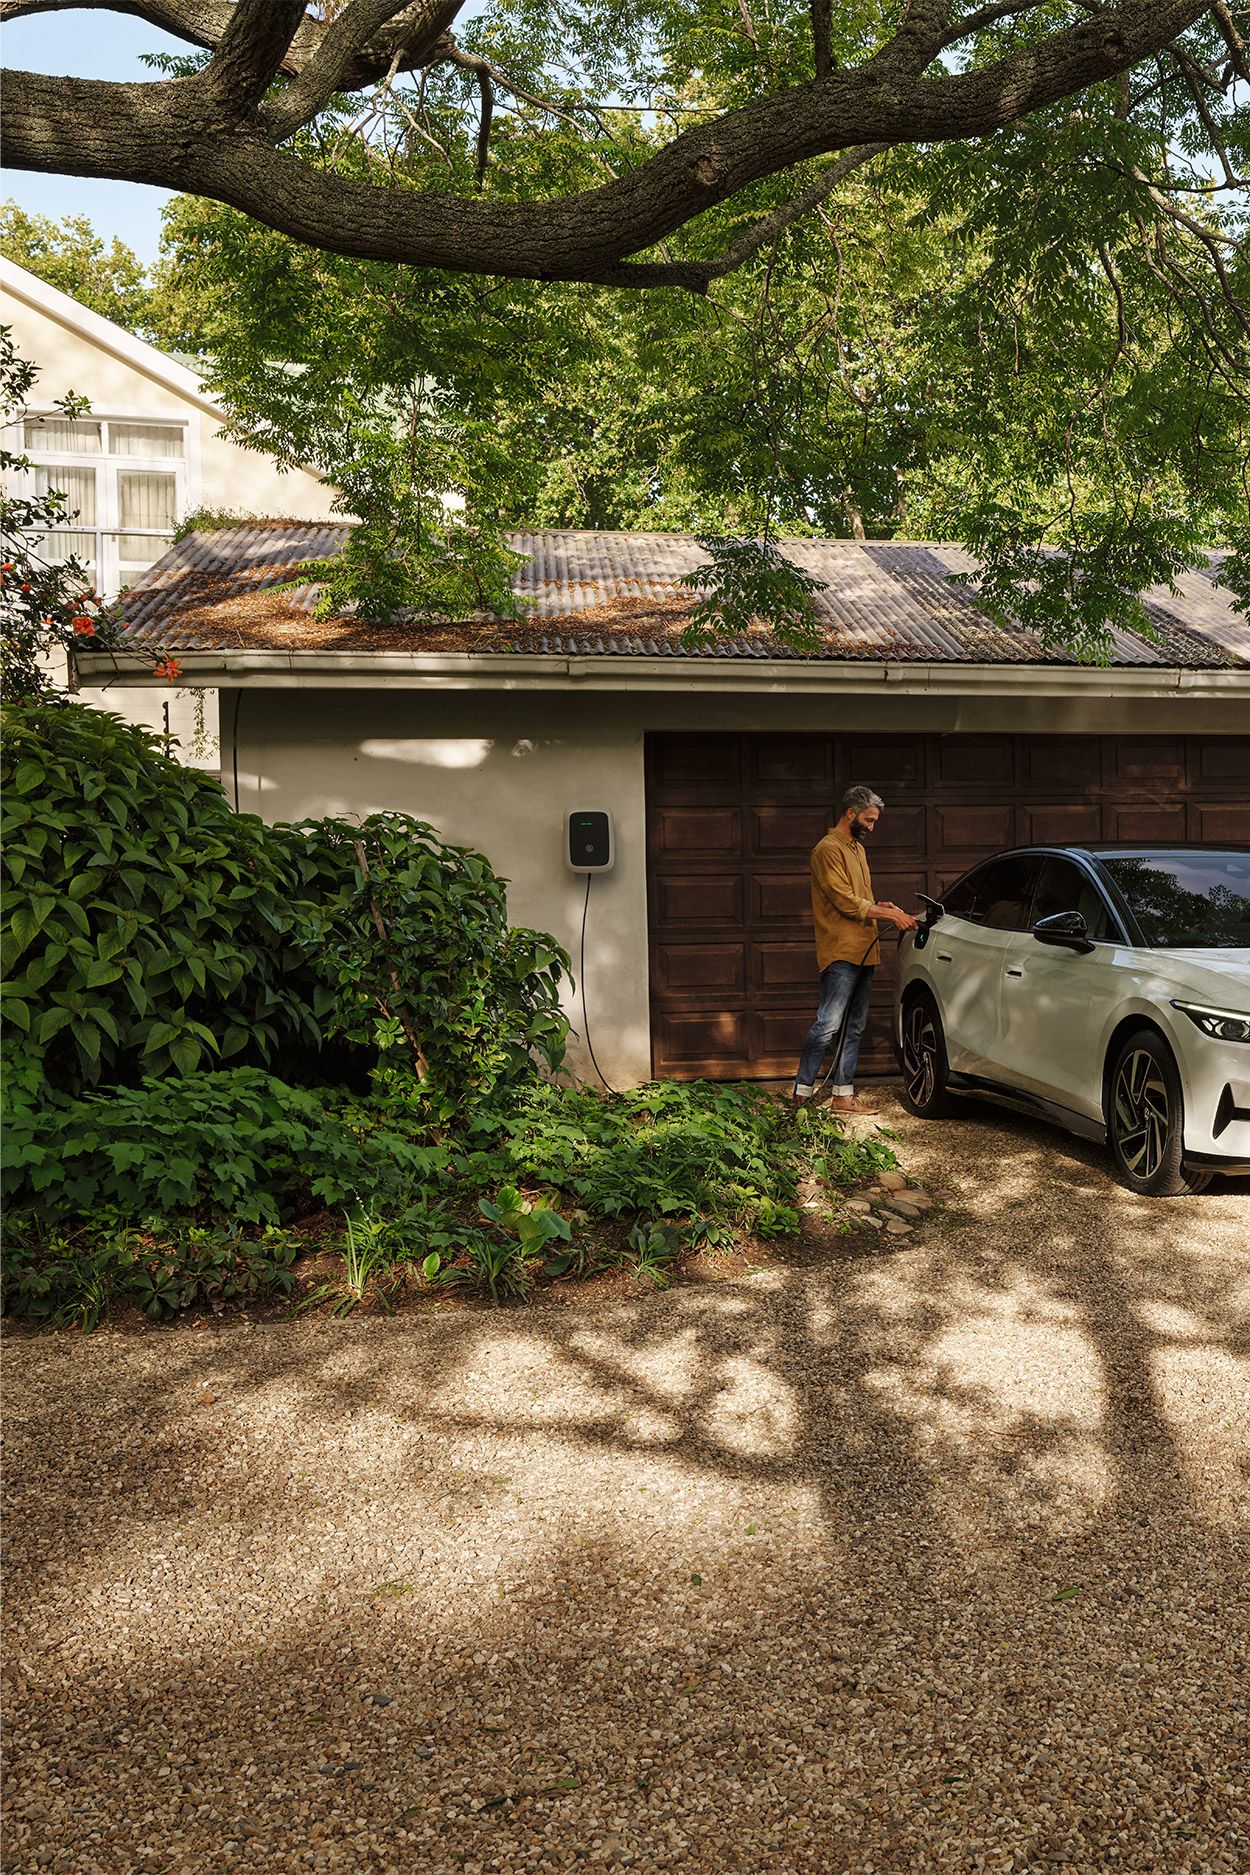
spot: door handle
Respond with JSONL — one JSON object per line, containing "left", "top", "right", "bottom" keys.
{"left": 935, "top": 951, "right": 952, "bottom": 963}
{"left": 1006, "top": 967, "right": 1024, "bottom": 978}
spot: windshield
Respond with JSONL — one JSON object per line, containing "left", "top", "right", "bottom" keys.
{"left": 1100, "top": 851, "right": 1250, "bottom": 949}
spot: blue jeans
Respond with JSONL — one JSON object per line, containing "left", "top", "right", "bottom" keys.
{"left": 794, "top": 962, "right": 875, "bottom": 1095}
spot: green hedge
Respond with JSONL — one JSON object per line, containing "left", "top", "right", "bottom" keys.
{"left": 1, "top": 701, "right": 569, "bottom": 1108}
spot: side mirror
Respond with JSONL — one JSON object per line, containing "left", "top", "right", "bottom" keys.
{"left": 917, "top": 892, "right": 944, "bottom": 926}
{"left": 1034, "top": 909, "right": 1095, "bottom": 954}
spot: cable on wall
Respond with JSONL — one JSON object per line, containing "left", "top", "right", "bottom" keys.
{"left": 579, "top": 872, "right": 619, "bottom": 1096}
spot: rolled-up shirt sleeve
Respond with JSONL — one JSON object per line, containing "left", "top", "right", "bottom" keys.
{"left": 813, "top": 843, "right": 874, "bottom": 922}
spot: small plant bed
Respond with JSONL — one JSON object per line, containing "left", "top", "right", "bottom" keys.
{"left": 2, "top": 1077, "right": 914, "bottom": 1332}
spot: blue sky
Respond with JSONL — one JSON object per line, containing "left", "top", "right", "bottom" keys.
{"left": 2, "top": 11, "right": 187, "bottom": 263}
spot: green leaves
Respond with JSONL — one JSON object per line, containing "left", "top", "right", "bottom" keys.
{"left": 0, "top": 1068, "right": 427, "bottom": 1229}
{"left": 284, "top": 811, "right": 570, "bottom": 1114}
{"left": 679, "top": 536, "right": 828, "bottom": 652}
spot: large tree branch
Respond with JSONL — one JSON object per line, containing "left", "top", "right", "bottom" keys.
{"left": 0, "top": 2, "right": 1214, "bottom": 289}
{"left": 205, "top": 0, "right": 306, "bottom": 112}
{"left": 0, "top": 0, "right": 469, "bottom": 90}
{"left": 262, "top": 2, "right": 460, "bottom": 139}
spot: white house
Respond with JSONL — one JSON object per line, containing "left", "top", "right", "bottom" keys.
{"left": 77, "top": 522, "right": 1250, "bottom": 1088}
{"left": 0, "top": 254, "right": 337, "bottom": 763}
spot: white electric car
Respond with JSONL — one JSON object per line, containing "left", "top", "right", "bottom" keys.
{"left": 894, "top": 845, "right": 1250, "bottom": 1194}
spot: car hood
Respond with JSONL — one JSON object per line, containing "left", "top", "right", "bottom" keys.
{"left": 1143, "top": 949, "right": 1250, "bottom": 1007}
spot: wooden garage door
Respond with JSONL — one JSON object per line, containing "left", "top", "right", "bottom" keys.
{"left": 646, "top": 732, "right": 1250, "bottom": 1079}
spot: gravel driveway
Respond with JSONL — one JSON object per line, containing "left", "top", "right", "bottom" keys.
{"left": 5, "top": 1090, "right": 1248, "bottom": 1875}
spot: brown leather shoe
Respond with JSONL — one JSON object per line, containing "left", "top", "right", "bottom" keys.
{"left": 828, "top": 1093, "right": 880, "bottom": 1117}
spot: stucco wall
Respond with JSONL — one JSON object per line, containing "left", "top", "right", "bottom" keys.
{"left": 231, "top": 689, "right": 652, "bottom": 1087}
{"left": 228, "top": 680, "right": 1250, "bottom": 1088}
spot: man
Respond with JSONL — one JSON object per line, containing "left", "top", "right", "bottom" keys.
{"left": 792, "top": 785, "right": 919, "bottom": 1116}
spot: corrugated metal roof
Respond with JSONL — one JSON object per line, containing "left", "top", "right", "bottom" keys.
{"left": 114, "top": 523, "right": 1250, "bottom": 667}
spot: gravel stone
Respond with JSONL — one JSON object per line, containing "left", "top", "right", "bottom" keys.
{"left": 4, "top": 1084, "right": 1247, "bottom": 1874}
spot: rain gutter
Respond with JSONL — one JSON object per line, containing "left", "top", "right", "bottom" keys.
{"left": 76, "top": 652, "right": 1250, "bottom": 699}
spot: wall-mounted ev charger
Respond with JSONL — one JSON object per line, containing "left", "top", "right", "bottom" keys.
{"left": 567, "top": 809, "right": 614, "bottom": 874}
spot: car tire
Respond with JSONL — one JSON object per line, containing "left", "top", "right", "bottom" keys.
{"left": 899, "top": 991, "right": 956, "bottom": 1119}
{"left": 1107, "top": 1028, "right": 1211, "bottom": 1196}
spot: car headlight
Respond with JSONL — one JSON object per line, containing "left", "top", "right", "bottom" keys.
{"left": 1171, "top": 1000, "right": 1250, "bottom": 1044}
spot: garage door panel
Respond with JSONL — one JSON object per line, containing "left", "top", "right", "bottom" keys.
{"left": 748, "top": 735, "right": 834, "bottom": 790}
{"left": 861, "top": 804, "right": 924, "bottom": 852}
{"left": 655, "top": 942, "right": 745, "bottom": 994}
{"left": 650, "top": 737, "right": 742, "bottom": 791}
{"left": 1020, "top": 803, "right": 1104, "bottom": 845}
{"left": 1191, "top": 801, "right": 1250, "bottom": 843}
{"left": 931, "top": 802, "right": 1015, "bottom": 856}
{"left": 748, "top": 806, "right": 829, "bottom": 857}
{"left": 751, "top": 942, "right": 814, "bottom": 990}
{"left": 1020, "top": 738, "right": 1105, "bottom": 789}
{"left": 1110, "top": 738, "right": 1185, "bottom": 784}
{"left": 934, "top": 737, "right": 1015, "bottom": 788}
{"left": 753, "top": 1009, "right": 814, "bottom": 1073}
{"left": 1019, "top": 737, "right": 1104, "bottom": 790}
{"left": 1193, "top": 739, "right": 1250, "bottom": 785}
{"left": 647, "top": 733, "right": 1245, "bottom": 1081}
{"left": 657, "top": 1009, "right": 749, "bottom": 1072}
{"left": 839, "top": 738, "right": 926, "bottom": 789}
{"left": 650, "top": 806, "right": 741, "bottom": 859}
{"left": 1107, "top": 802, "right": 1188, "bottom": 843}
{"left": 750, "top": 872, "right": 810, "bottom": 923}
{"left": 654, "top": 875, "right": 745, "bottom": 927}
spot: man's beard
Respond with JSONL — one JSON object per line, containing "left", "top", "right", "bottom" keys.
{"left": 851, "top": 818, "right": 873, "bottom": 841}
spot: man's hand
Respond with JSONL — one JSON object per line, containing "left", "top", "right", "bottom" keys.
{"left": 871, "top": 901, "right": 920, "bottom": 932}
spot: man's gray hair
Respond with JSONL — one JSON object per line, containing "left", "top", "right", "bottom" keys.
{"left": 840, "top": 784, "right": 884, "bottom": 818}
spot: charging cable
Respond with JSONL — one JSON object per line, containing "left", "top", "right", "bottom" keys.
{"left": 579, "top": 873, "right": 619, "bottom": 1095}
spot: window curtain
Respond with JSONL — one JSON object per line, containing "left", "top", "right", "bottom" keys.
{"left": 35, "top": 465, "right": 97, "bottom": 525}
{"left": 110, "top": 422, "right": 183, "bottom": 459}
{"left": 118, "top": 471, "right": 176, "bottom": 534}
{"left": 24, "top": 418, "right": 101, "bottom": 454}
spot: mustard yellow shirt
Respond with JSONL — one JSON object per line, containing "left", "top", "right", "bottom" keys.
{"left": 810, "top": 826, "right": 880, "bottom": 970}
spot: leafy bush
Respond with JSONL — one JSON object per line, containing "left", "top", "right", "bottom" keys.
{"left": 1, "top": 704, "right": 570, "bottom": 1110}
{"left": 0, "top": 1068, "right": 448, "bottom": 1228}
{"left": 280, "top": 812, "right": 569, "bottom": 1114}
{"left": 2, "top": 1221, "right": 298, "bottom": 1329}
{"left": 1, "top": 702, "right": 313, "bottom": 1091}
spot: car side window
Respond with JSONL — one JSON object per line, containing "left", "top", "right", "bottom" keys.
{"left": 941, "top": 863, "right": 989, "bottom": 922}
{"left": 977, "top": 854, "right": 1042, "bottom": 930}
{"left": 1032, "top": 856, "right": 1116, "bottom": 942}
{"left": 941, "top": 857, "right": 1041, "bottom": 929}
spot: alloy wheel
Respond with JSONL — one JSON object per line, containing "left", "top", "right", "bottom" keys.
{"left": 1112, "top": 1048, "right": 1171, "bottom": 1180}
{"left": 903, "top": 1002, "right": 938, "bottom": 1109}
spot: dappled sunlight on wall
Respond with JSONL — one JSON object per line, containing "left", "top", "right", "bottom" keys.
{"left": 357, "top": 738, "right": 495, "bottom": 769}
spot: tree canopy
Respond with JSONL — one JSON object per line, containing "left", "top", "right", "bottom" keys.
{"left": 3, "top": 3, "right": 1248, "bottom": 652}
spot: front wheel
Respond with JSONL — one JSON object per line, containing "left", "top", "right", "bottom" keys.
{"left": 898, "top": 992, "right": 955, "bottom": 1119}
{"left": 1107, "top": 1028, "right": 1210, "bottom": 1196}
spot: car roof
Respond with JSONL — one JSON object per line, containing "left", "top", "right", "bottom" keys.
{"left": 982, "top": 843, "right": 1250, "bottom": 859}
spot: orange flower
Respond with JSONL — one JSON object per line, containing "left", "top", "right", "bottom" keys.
{"left": 72, "top": 619, "right": 96, "bottom": 637}
{"left": 153, "top": 657, "right": 182, "bottom": 681}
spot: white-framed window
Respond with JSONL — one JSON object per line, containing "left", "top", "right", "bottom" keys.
{"left": 18, "top": 413, "right": 187, "bottom": 596}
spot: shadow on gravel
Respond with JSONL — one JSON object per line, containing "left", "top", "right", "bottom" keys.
{"left": 5, "top": 1091, "right": 1249, "bottom": 1872}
